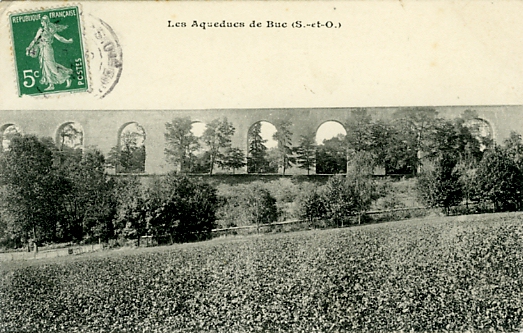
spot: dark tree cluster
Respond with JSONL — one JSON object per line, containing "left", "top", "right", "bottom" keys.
{"left": 164, "top": 117, "right": 245, "bottom": 175}
{"left": 0, "top": 135, "right": 219, "bottom": 249}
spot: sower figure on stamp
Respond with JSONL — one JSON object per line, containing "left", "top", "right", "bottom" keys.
{"left": 25, "top": 15, "right": 73, "bottom": 91}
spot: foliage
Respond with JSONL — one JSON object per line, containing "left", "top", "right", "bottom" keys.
{"left": 316, "top": 135, "right": 347, "bottom": 174}
{"left": 272, "top": 120, "right": 295, "bottom": 175}
{"left": 0, "top": 135, "right": 63, "bottom": 245}
{"left": 164, "top": 117, "right": 200, "bottom": 172}
{"left": 201, "top": 117, "right": 235, "bottom": 175}
{"left": 416, "top": 155, "right": 464, "bottom": 214}
{"left": 57, "top": 148, "right": 117, "bottom": 243}
{"left": 503, "top": 130, "right": 523, "bottom": 167}
{"left": 296, "top": 183, "right": 327, "bottom": 224}
{"left": 57, "top": 123, "right": 83, "bottom": 150}
{"left": 112, "top": 176, "right": 148, "bottom": 241}
{"left": 473, "top": 147, "right": 523, "bottom": 212}
{"left": 190, "top": 151, "right": 212, "bottom": 174}
{"left": 344, "top": 108, "right": 374, "bottom": 154}
{"left": 424, "top": 118, "right": 482, "bottom": 165}
{"left": 264, "top": 148, "right": 280, "bottom": 174}
{"left": 218, "top": 182, "right": 278, "bottom": 228}
{"left": 106, "top": 131, "right": 146, "bottom": 174}
{"left": 147, "top": 174, "right": 218, "bottom": 242}
{"left": 218, "top": 147, "right": 246, "bottom": 174}
{"left": 347, "top": 150, "right": 377, "bottom": 176}
{"left": 294, "top": 130, "right": 316, "bottom": 175}
{"left": 322, "top": 174, "right": 378, "bottom": 226}
{"left": 392, "top": 107, "right": 439, "bottom": 173}
{"left": 4, "top": 214, "right": 523, "bottom": 332}
{"left": 247, "top": 122, "right": 268, "bottom": 173}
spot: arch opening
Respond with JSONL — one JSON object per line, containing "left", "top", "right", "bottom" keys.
{"left": 113, "top": 122, "right": 146, "bottom": 174}
{"left": 465, "top": 118, "right": 493, "bottom": 151}
{"left": 187, "top": 121, "right": 209, "bottom": 173}
{"left": 56, "top": 122, "right": 84, "bottom": 151}
{"left": 1, "top": 124, "right": 22, "bottom": 151}
{"left": 247, "top": 121, "right": 278, "bottom": 174}
{"left": 315, "top": 121, "right": 347, "bottom": 174}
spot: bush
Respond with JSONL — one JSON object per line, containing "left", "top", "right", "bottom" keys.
{"left": 217, "top": 182, "right": 278, "bottom": 229}
{"left": 296, "top": 183, "right": 327, "bottom": 224}
{"left": 147, "top": 174, "right": 219, "bottom": 242}
{"left": 473, "top": 147, "right": 523, "bottom": 212}
{"left": 416, "top": 155, "right": 463, "bottom": 215}
{"left": 322, "top": 174, "right": 379, "bottom": 226}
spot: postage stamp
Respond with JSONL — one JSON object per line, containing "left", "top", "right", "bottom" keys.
{"left": 9, "top": 6, "right": 89, "bottom": 96}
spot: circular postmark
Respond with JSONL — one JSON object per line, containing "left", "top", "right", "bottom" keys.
{"left": 83, "top": 14, "right": 123, "bottom": 99}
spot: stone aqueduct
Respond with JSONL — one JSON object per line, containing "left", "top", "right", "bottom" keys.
{"left": 1, "top": 106, "right": 522, "bottom": 174}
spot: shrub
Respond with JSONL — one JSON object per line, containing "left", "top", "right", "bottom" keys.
{"left": 147, "top": 174, "right": 219, "bottom": 242}
{"left": 322, "top": 174, "right": 379, "bottom": 226}
{"left": 416, "top": 155, "right": 463, "bottom": 215}
{"left": 473, "top": 147, "right": 523, "bottom": 212}
{"left": 217, "top": 182, "right": 278, "bottom": 229}
{"left": 296, "top": 183, "right": 327, "bottom": 224}
{"left": 112, "top": 176, "right": 148, "bottom": 242}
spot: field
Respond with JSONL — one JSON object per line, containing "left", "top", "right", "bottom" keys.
{"left": 2, "top": 213, "right": 523, "bottom": 332}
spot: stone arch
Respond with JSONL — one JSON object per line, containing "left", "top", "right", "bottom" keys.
{"left": 315, "top": 120, "right": 347, "bottom": 174}
{"left": 247, "top": 120, "right": 278, "bottom": 174}
{"left": 190, "top": 120, "right": 207, "bottom": 138}
{"left": 315, "top": 120, "right": 347, "bottom": 145}
{"left": 55, "top": 122, "right": 84, "bottom": 151}
{"left": 115, "top": 122, "right": 146, "bottom": 173}
{"left": 0, "top": 123, "right": 22, "bottom": 151}
{"left": 187, "top": 120, "right": 209, "bottom": 173}
{"left": 465, "top": 117, "right": 494, "bottom": 150}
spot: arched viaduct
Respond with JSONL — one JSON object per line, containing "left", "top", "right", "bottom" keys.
{"left": 1, "top": 105, "right": 522, "bottom": 174}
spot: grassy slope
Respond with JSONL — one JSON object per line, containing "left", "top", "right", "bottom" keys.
{"left": 2, "top": 213, "right": 523, "bottom": 332}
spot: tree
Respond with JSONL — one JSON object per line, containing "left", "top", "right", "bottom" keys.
{"left": 294, "top": 131, "right": 316, "bottom": 175}
{"left": 201, "top": 117, "right": 235, "bottom": 175}
{"left": 218, "top": 147, "right": 246, "bottom": 174}
{"left": 190, "top": 151, "right": 212, "bottom": 174}
{"left": 344, "top": 108, "right": 374, "bottom": 154}
{"left": 393, "top": 107, "right": 439, "bottom": 173}
{"left": 107, "top": 131, "right": 146, "bottom": 173}
{"left": 58, "top": 148, "right": 117, "bottom": 242}
{"left": 219, "top": 182, "right": 278, "bottom": 232}
{"left": 424, "top": 118, "right": 482, "bottom": 164}
{"left": 316, "top": 135, "right": 347, "bottom": 174}
{"left": 473, "top": 147, "right": 523, "bottom": 212}
{"left": 265, "top": 148, "right": 280, "bottom": 174}
{"left": 164, "top": 117, "right": 200, "bottom": 172}
{"left": 0, "top": 135, "right": 63, "bottom": 247}
{"left": 296, "top": 184, "right": 326, "bottom": 225}
{"left": 503, "top": 131, "right": 523, "bottom": 167}
{"left": 58, "top": 123, "right": 83, "bottom": 151}
{"left": 1, "top": 125, "right": 22, "bottom": 152}
{"left": 272, "top": 120, "right": 295, "bottom": 175}
{"left": 146, "top": 174, "right": 218, "bottom": 242}
{"left": 375, "top": 121, "right": 417, "bottom": 175}
{"left": 461, "top": 109, "right": 494, "bottom": 151}
{"left": 416, "top": 155, "right": 463, "bottom": 215}
{"left": 322, "top": 174, "right": 378, "bottom": 226}
{"left": 247, "top": 122, "right": 269, "bottom": 173}
{"left": 112, "top": 176, "right": 148, "bottom": 242}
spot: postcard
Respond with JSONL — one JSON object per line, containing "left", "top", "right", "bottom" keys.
{"left": 2, "top": 2, "right": 523, "bottom": 332}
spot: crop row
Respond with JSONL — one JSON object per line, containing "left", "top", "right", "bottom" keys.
{"left": 2, "top": 213, "right": 523, "bottom": 332}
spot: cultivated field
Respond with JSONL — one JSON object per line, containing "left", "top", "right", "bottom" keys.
{"left": 2, "top": 213, "right": 523, "bottom": 332}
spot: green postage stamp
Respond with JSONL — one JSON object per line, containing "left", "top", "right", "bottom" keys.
{"left": 9, "top": 6, "right": 88, "bottom": 96}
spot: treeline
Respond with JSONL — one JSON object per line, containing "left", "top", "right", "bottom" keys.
{"left": 0, "top": 136, "right": 219, "bottom": 249}
{"left": 3, "top": 108, "right": 523, "bottom": 250}
{"left": 154, "top": 108, "right": 493, "bottom": 175}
